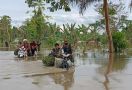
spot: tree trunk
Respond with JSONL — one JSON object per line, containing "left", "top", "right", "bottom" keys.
{"left": 6, "top": 25, "right": 10, "bottom": 48}
{"left": 103, "top": 0, "right": 114, "bottom": 53}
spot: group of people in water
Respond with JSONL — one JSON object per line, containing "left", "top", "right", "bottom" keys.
{"left": 16, "top": 39, "right": 39, "bottom": 57}
{"left": 15, "top": 39, "right": 74, "bottom": 62}
{"left": 49, "top": 41, "right": 74, "bottom": 63}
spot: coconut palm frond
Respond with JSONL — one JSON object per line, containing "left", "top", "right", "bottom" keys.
{"left": 130, "top": 0, "right": 132, "bottom": 12}
{"left": 67, "top": 0, "right": 101, "bottom": 14}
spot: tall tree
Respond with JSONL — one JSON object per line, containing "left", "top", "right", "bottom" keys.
{"left": 103, "top": 0, "right": 113, "bottom": 52}
{"left": 26, "top": 0, "right": 132, "bottom": 53}
{"left": 0, "top": 15, "right": 12, "bottom": 47}
{"left": 25, "top": 0, "right": 48, "bottom": 42}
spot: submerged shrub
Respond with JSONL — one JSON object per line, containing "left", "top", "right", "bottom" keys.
{"left": 112, "top": 32, "right": 128, "bottom": 52}
{"left": 42, "top": 56, "right": 55, "bottom": 66}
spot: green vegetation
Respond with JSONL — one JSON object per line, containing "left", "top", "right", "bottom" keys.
{"left": 0, "top": 16, "right": 12, "bottom": 47}
{"left": 42, "top": 56, "right": 55, "bottom": 66}
{"left": 0, "top": 0, "right": 131, "bottom": 53}
{"left": 112, "top": 31, "right": 128, "bottom": 52}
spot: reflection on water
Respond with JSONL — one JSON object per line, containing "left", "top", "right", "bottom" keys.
{"left": 103, "top": 53, "right": 114, "bottom": 90}
{"left": 102, "top": 52, "right": 132, "bottom": 90}
{"left": 49, "top": 70, "right": 74, "bottom": 90}
{"left": 0, "top": 48, "right": 132, "bottom": 90}
{"left": 24, "top": 69, "right": 74, "bottom": 90}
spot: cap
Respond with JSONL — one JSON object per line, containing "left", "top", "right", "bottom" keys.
{"left": 23, "top": 39, "right": 28, "bottom": 42}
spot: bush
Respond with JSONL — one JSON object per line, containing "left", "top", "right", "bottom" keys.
{"left": 112, "top": 32, "right": 128, "bottom": 52}
{"left": 42, "top": 56, "right": 55, "bottom": 66}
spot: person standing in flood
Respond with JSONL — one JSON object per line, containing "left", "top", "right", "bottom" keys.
{"left": 62, "top": 40, "right": 74, "bottom": 63}
{"left": 36, "top": 41, "right": 41, "bottom": 51}
{"left": 30, "top": 41, "right": 37, "bottom": 56}
{"left": 22, "top": 39, "right": 31, "bottom": 56}
{"left": 62, "top": 41, "right": 72, "bottom": 54}
{"left": 49, "top": 43, "right": 62, "bottom": 58}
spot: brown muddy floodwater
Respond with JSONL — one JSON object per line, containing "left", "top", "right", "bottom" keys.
{"left": 0, "top": 48, "right": 132, "bottom": 90}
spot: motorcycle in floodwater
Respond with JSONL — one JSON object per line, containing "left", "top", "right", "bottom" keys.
{"left": 14, "top": 47, "right": 36, "bottom": 58}
{"left": 61, "top": 54, "right": 71, "bottom": 70}
{"left": 14, "top": 46, "right": 26, "bottom": 58}
{"left": 17, "top": 47, "right": 26, "bottom": 58}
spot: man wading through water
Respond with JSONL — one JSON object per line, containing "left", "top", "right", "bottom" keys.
{"left": 49, "top": 43, "right": 62, "bottom": 58}
{"left": 62, "top": 41, "right": 74, "bottom": 63}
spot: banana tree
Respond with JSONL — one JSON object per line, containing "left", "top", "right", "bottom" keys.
{"left": 47, "top": 23, "right": 61, "bottom": 46}
{"left": 62, "top": 23, "right": 78, "bottom": 45}
{"left": 25, "top": 0, "right": 132, "bottom": 53}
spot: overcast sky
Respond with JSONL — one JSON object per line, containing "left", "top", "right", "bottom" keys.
{"left": 0, "top": 0, "right": 131, "bottom": 26}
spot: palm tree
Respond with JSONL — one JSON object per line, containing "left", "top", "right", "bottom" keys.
{"left": 103, "top": 0, "right": 113, "bottom": 53}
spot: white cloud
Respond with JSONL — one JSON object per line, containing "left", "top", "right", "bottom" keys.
{"left": 0, "top": 0, "right": 131, "bottom": 27}
{"left": 45, "top": 5, "right": 99, "bottom": 26}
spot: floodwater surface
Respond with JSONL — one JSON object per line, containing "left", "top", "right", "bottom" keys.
{"left": 0, "top": 49, "right": 132, "bottom": 90}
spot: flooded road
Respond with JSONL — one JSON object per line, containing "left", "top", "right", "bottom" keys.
{"left": 0, "top": 49, "right": 132, "bottom": 90}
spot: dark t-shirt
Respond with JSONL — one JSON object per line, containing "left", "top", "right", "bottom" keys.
{"left": 62, "top": 44, "right": 72, "bottom": 54}
{"left": 30, "top": 42, "right": 37, "bottom": 49}
{"left": 50, "top": 48, "right": 62, "bottom": 57}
